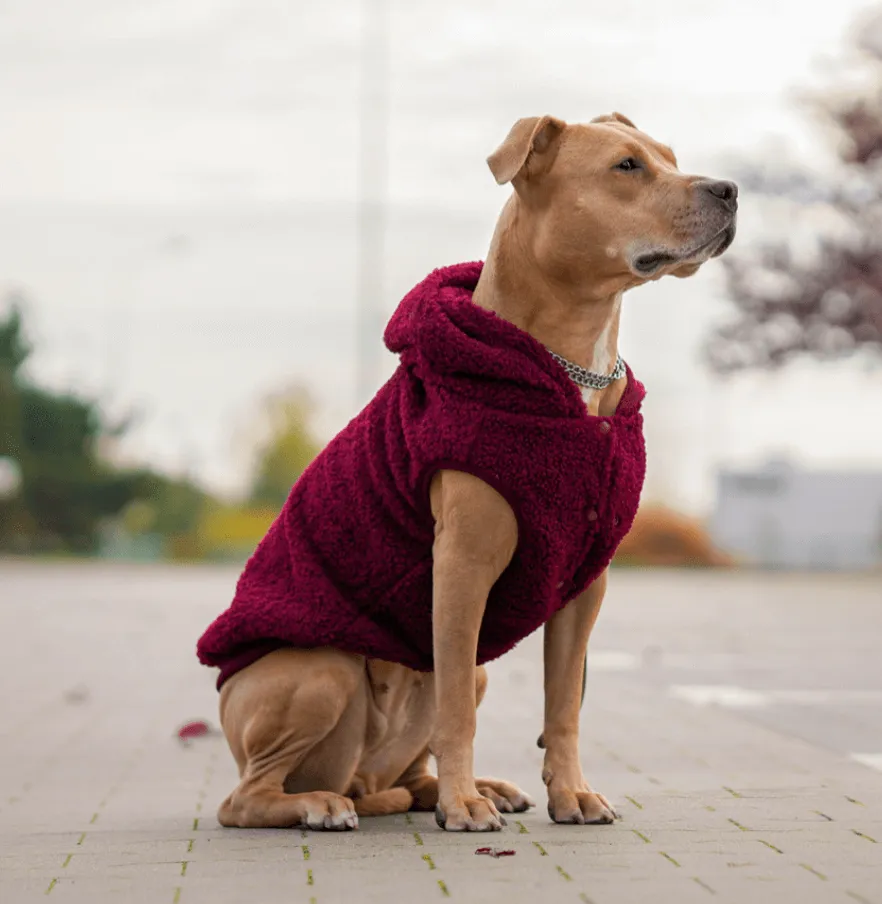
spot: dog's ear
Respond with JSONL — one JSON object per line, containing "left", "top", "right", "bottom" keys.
{"left": 486, "top": 115, "right": 567, "bottom": 185}
{"left": 591, "top": 112, "right": 638, "bottom": 129}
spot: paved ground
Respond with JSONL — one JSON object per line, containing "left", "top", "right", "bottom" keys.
{"left": 1, "top": 561, "right": 881, "bottom": 904}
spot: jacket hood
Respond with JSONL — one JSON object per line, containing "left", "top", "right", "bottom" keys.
{"left": 384, "top": 261, "right": 643, "bottom": 418}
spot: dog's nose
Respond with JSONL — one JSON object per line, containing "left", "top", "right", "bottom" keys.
{"left": 701, "top": 180, "right": 738, "bottom": 209}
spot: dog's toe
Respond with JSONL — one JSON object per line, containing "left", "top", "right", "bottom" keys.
{"left": 304, "top": 794, "right": 359, "bottom": 831}
{"left": 548, "top": 790, "right": 615, "bottom": 826}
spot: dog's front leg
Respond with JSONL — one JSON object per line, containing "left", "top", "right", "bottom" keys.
{"left": 542, "top": 569, "right": 618, "bottom": 824}
{"left": 429, "top": 470, "right": 517, "bottom": 832}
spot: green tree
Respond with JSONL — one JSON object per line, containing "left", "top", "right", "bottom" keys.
{"left": 248, "top": 388, "right": 321, "bottom": 509}
{"left": 0, "top": 297, "right": 152, "bottom": 553}
{"left": 123, "top": 474, "right": 210, "bottom": 539}
{"left": 0, "top": 297, "right": 29, "bottom": 458}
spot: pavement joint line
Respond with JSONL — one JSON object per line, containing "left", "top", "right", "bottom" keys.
{"left": 692, "top": 877, "right": 716, "bottom": 895}
{"left": 851, "top": 829, "right": 877, "bottom": 842}
{"left": 302, "top": 843, "right": 311, "bottom": 859}
{"left": 631, "top": 829, "right": 651, "bottom": 844}
{"left": 8, "top": 568, "right": 882, "bottom": 899}
{"left": 623, "top": 796, "right": 643, "bottom": 810}
{"left": 758, "top": 840, "right": 783, "bottom": 854}
{"left": 42, "top": 716, "right": 162, "bottom": 891}
{"left": 515, "top": 820, "right": 529, "bottom": 833}
{"left": 800, "top": 863, "right": 827, "bottom": 881}
{"left": 422, "top": 853, "right": 437, "bottom": 870}
{"left": 532, "top": 841, "right": 548, "bottom": 856}
{"left": 555, "top": 864, "right": 572, "bottom": 881}
{"left": 659, "top": 852, "right": 680, "bottom": 868}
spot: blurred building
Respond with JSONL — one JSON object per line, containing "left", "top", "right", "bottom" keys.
{"left": 710, "top": 459, "right": 882, "bottom": 571}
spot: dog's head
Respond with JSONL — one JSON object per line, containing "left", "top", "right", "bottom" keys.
{"left": 487, "top": 113, "right": 737, "bottom": 295}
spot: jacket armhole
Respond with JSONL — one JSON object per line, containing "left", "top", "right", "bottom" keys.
{"left": 416, "top": 458, "right": 526, "bottom": 548}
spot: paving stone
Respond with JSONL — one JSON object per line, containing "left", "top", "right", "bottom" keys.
{"left": 2, "top": 561, "right": 881, "bottom": 903}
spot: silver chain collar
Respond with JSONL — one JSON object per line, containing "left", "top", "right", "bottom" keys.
{"left": 546, "top": 350, "right": 626, "bottom": 390}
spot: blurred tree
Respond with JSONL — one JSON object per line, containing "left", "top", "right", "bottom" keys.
{"left": 0, "top": 300, "right": 30, "bottom": 545}
{"left": 122, "top": 474, "right": 210, "bottom": 540}
{"left": 705, "top": 11, "right": 882, "bottom": 373}
{"left": 0, "top": 297, "right": 152, "bottom": 553}
{"left": 248, "top": 387, "right": 321, "bottom": 509}
{"left": 0, "top": 296, "right": 29, "bottom": 458}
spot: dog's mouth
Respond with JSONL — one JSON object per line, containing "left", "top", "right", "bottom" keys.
{"left": 631, "top": 220, "right": 737, "bottom": 277}
{"left": 631, "top": 251, "right": 679, "bottom": 275}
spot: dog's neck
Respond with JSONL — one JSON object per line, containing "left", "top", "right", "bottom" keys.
{"left": 473, "top": 207, "right": 625, "bottom": 415}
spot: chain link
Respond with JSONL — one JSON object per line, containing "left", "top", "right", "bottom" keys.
{"left": 546, "top": 350, "right": 626, "bottom": 390}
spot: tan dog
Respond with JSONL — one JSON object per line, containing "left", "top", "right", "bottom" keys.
{"left": 216, "top": 112, "right": 737, "bottom": 832}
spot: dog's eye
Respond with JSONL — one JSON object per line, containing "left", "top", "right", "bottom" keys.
{"left": 615, "top": 157, "right": 642, "bottom": 172}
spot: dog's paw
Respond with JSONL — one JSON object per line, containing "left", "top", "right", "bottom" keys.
{"left": 475, "top": 777, "right": 535, "bottom": 814}
{"left": 547, "top": 788, "right": 618, "bottom": 825}
{"left": 435, "top": 794, "right": 507, "bottom": 832}
{"left": 301, "top": 792, "right": 359, "bottom": 831}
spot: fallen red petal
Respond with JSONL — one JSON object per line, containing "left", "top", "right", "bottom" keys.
{"left": 475, "top": 847, "right": 517, "bottom": 858}
{"left": 177, "top": 720, "right": 212, "bottom": 739}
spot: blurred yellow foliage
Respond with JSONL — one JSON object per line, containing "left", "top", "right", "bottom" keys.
{"left": 248, "top": 387, "right": 320, "bottom": 510}
{"left": 195, "top": 504, "right": 278, "bottom": 560}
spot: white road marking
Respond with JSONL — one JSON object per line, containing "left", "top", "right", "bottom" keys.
{"left": 850, "top": 753, "right": 882, "bottom": 772}
{"left": 670, "top": 685, "right": 772, "bottom": 708}
{"left": 586, "top": 651, "right": 639, "bottom": 671}
{"left": 670, "top": 685, "right": 882, "bottom": 709}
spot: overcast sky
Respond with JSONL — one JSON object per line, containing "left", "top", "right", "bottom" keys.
{"left": 1, "top": 0, "right": 880, "bottom": 511}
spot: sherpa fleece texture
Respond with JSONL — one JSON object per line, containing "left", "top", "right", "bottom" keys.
{"left": 197, "top": 262, "right": 646, "bottom": 688}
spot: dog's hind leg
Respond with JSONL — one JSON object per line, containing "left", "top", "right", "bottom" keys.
{"left": 352, "top": 787, "right": 414, "bottom": 816}
{"left": 396, "top": 667, "right": 533, "bottom": 815}
{"left": 217, "top": 648, "right": 368, "bottom": 830}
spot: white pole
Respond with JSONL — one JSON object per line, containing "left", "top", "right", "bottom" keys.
{"left": 355, "top": 0, "right": 389, "bottom": 407}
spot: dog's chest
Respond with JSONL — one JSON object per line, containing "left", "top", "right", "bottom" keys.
{"left": 580, "top": 386, "right": 601, "bottom": 415}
